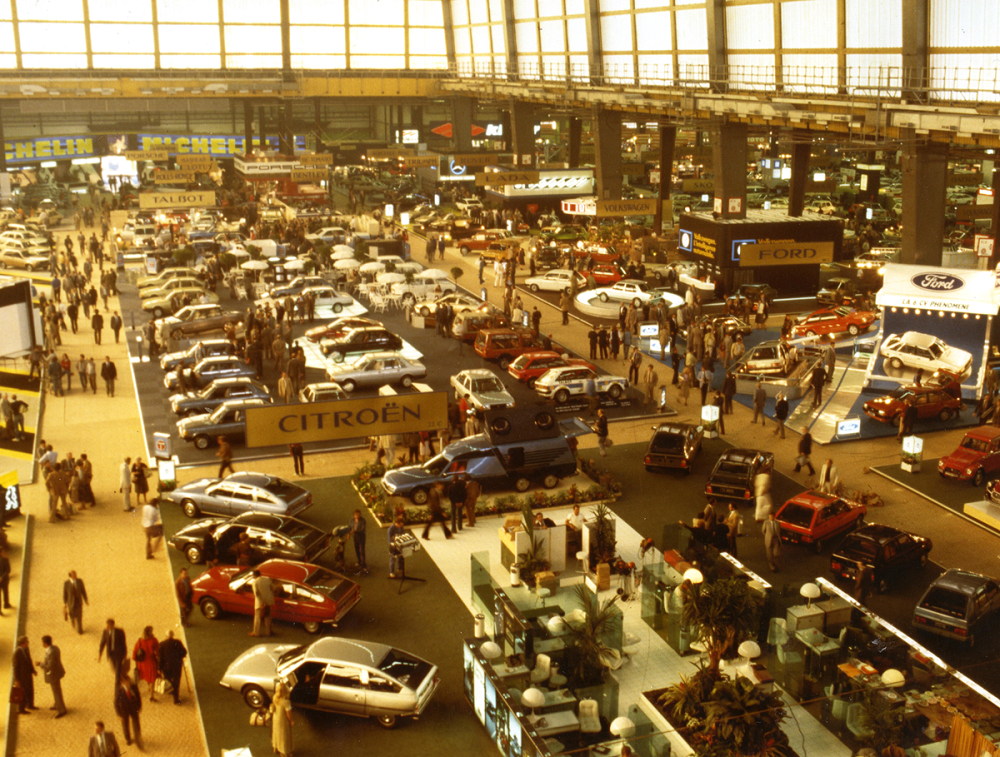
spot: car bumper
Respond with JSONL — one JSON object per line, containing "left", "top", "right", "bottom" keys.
{"left": 937, "top": 464, "right": 971, "bottom": 480}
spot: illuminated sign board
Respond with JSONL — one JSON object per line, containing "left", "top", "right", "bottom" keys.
{"left": 124, "top": 149, "right": 169, "bottom": 162}
{"left": 290, "top": 168, "right": 328, "bottom": 183}
{"left": 475, "top": 170, "right": 540, "bottom": 187}
{"left": 138, "top": 134, "right": 305, "bottom": 158}
{"left": 737, "top": 241, "right": 835, "bottom": 267}
{"left": 403, "top": 156, "right": 440, "bottom": 169}
{"left": 595, "top": 198, "right": 658, "bottom": 217}
{"left": 368, "top": 148, "right": 415, "bottom": 160}
{"left": 297, "top": 153, "right": 333, "bottom": 166}
{"left": 153, "top": 170, "right": 196, "bottom": 184}
{"left": 451, "top": 153, "right": 509, "bottom": 168}
{"left": 138, "top": 191, "right": 216, "bottom": 209}
{"left": 4, "top": 136, "right": 95, "bottom": 164}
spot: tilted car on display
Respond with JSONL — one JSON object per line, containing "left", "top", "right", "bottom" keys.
{"left": 159, "top": 339, "right": 237, "bottom": 372}
{"left": 913, "top": 569, "right": 1000, "bottom": 646}
{"left": 139, "top": 276, "right": 205, "bottom": 300}
{"left": 791, "top": 306, "right": 877, "bottom": 338}
{"left": 382, "top": 408, "right": 592, "bottom": 503}
{"left": 880, "top": 331, "right": 973, "bottom": 376}
{"left": 830, "top": 523, "right": 932, "bottom": 594}
{"left": 170, "top": 377, "right": 271, "bottom": 417}
{"left": 413, "top": 292, "right": 484, "bottom": 317}
{"left": 594, "top": 279, "right": 661, "bottom": 306}
{"left": 705, "top": 449, "right": 775, "bottom": 502}
{"left": 164, "top": 356, "right": 257, "bottom": 391}
{"left": 862, "top": 384, "right": 962, "bottom": 426}
{"left": 299, "top": 382, "right": 348, "bottom": 403}
{"left": 220, "top": 636, "right": 440, "bottom": 728}
{"left": 816, "top": 277, "right": 858, "bottom": 305}
{"left": 193, "top": 559, "right": 360, "bottom": 635}
{"left": 143, "top": 287, "right": 219, "bottom": 318}
{"left": 304, "top": 316, "right": 379, "bottom": 343}
{"left": 773, "top": 490, "right": 868, "bottom": 553}
{"left": 738, "top": 282, "right": 778, "bottom": 305}
{"left": 450, "top": 369, "right": 516, "bottom": 412}
{"left": 643, "top": 423, "right": 703, "bottom": 473}
{"left": 176, "top": 397, "right": 271, "bottom": 449}
{"left": 738, "top": 340, "right": 796, "bottom": 376}
{"left": 938, "top": 426, "right": 1000, "bottom": 486}
{"left": 156, "top": 303, "right": 244, "bottom": 342}
{"left": 320, "top": 326, "right": 404, "bottom": 362}
{"left": 138, "top": 266, "right": 200, "bottom": 289}
{"left": 167, "top": 472, "right": 313, "bottom": 519}
{"left": 534, "top": 366, "right": 628, "bottom": 404}
{"left": 168, "top": 512, "right": 333, "bottom": 566}
{"left": 507, "top": 351, "right": 595, "bottom": 389}
{"left": 524, "top": 269, "right": 588, "bottom": 293}
{"left": 325, "top": 351, "right": 427, "bottom": 393}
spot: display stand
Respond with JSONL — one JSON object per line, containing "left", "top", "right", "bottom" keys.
{"left": 901, "top": 435, "right": 923, "bottom": 473}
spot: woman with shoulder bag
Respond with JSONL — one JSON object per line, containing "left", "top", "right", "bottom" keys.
{"left": 132, "top": 626, "right": 160, "bottom": 702}
{"left": 131, "top": 457, "right": 150, "bottom": 504}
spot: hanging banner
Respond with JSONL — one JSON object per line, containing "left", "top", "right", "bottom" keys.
{"left": 367, "top": 148, "right": 415, "bottom": 160}
{"left": 403, "top": 156, "right": 439, "bottom": 169}
{"left": 737, "top": 241, "right": 835, "bottom": 267}
{"left": 297, "top": 153, "right": 332, "bottom": 166}
{"left": 475, "top": 170, "right": 540, "bottom": 187}
{"left": 124, "top": 149, "right": 169, "bottom": 162}
{"left": 154, "top": 170, "right": 196, "bottom": 184}
{"left": 138, "top": 134, "right": 305, "bottom": 158}
{"left": 452, "top": 153, "right": 507, "bottom": 168}
{"left": 4, "top": 136, "right": 96, "bottom": 164}
{"left": 139, "top": 191, "right": 216, "bottom": 209}
{"left": 290, "top": 168, "right": 328, "bottom": 183}
{"left": 595, "top": 198, "right": 658, "bottom": 217}
{"left": 175, "top": 154, "right": 214, "bottom": 171}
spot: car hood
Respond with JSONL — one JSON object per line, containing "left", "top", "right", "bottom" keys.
{"left": 475, "top": 389, "right": 515, "bottom": 405}
{"left": 177, "top": 413, "right": 212, "bottom": 432}
{"left": 169, "top": 391, "right": 201, "bottom": 404}
{"left": 222, "top": 643, "right": 297, "bottom": 684}
{"left": 937, "top": 346, "right": 973, "bottom": 372}
{"left": 941, "top": 447, "right": 981, "bottom": 468}
{"left": 383, "top": 464, "right": 444, "bottom": 489}
{"left": 192, "top": 565, "right": 243, "bottom": 593}
{"left": 171, "top": 477, "right": 215, "bottom": 498}
{"left": 864, "top": 396, "right": 900, "bottom": 413}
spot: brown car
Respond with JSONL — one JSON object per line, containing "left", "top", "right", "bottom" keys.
{"left": 451, "top": 311, "right": 511, "bottom": 343}
{"left": 158, "top": 304, "right": 244, "bottom": 343}
{"left": 474, "top": 328, "right": 552, "bottom": 370}
{"left": 862, "top": 383, "right": 962, "bottom": 427}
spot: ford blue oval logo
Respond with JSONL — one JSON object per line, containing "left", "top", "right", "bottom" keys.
{"left": 910, "top": 273, "right": 965, "bottom": 292}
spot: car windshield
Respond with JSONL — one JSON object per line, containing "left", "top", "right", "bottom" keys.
{"left": 778, "top": 504, "right": 815, "bottom": 528}
{"left": 198, "top": 384, "right": 218, "bottom": 399}
{"left": 304, "top": 567, "right": 346, "bottom": 594}
{"left": 472, "top": 377, "right": 504, "bottom": 393}
{"left": 716, "top": 461, "right": 750, "bottom": 476}
{"left": 927, "top": 342, "right": 944, "bottom": 359}
{"left": 919, "top": 587, "right": 968, "bottom": 619}
{"left": 510, "top": 356, "right": 531, "bottom": 370}
{"left": 208, "top": 405, "right": 230, "bottom": 422}
{"left": 279, "top": 520, "right": 319, "bottom": 541}
{"left": 887, "top": 388, "right": 914, "bottom": 400}
{"left": 961, "top": 437, "right": 990, "bottom": 453}
{"left": 263, "top": 478, "right": 300, "bottom": 499}
{"left": 650, "top": 433, "right": 683, "bottom": 452}
{"left": 839, "top": 537, "right": 879, "bottom": 561}
{"left": 423, "top": 452, "right": 450, "bottom": 475}
{"left": 377, "top": 649, "right": 432, "bottom": 689}
{"left": 278, "top": 644, "right": 309, "bottom": 666}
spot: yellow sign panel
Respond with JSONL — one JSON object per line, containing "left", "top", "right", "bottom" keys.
{"left": 368, "top": 148, "right": 415, "bottom": 160}
{"left": 595, "top": 198, "right": 658, "bottom": 217}
{"left": 244, "top": 392, "right": 449, "bottom": 448}
{"left": 154, "top": 170, "right": 195, "bottom": 184}
{"left": 738, "top": 241, "right": 835, "bottom": 267}
{"left": 139, "top": 191, "right": 216, "bottom": 209}
{"left": 475, "top": 170, "right": 540, "bottom": 187}
{"left": 291, "top": 168, "right": 328, "bottom": 183}
{"left": 691, "top": 232, "right": 717, "bottom": 260}
{"left": 682, "top": 178, "right": 715, "bottom": 193}
{"left": 124, "top": 149, "right": 169, "bottom": 162}
{"left": 620, "top": 163, "right": 645, "bottom": 176}
{"left": 175, "top": 154, "right": 214, "bottom": 170}
{"left": 297, "top": 153, "right": 333, "bottom": 166}
{"left": 403, "top": 156, "right": 439, "bottom": 169}
{"left": 452, "top": 153, "right": 507, "bottom": 168}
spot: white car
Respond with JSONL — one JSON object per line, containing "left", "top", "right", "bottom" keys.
{"left": 534, "top": 366, "right": 628, "bottom": 404}
{"left": 739, "top": 341, "right": 796, "bottom": 376}
{"left": 0, "top": 238, "right": 50, "bottom": 257}
{"left": 880, "top": 332, "right": 973, "bottom": 376}
{"left": 594, "top": 279, "right": 661, "bottom": 306}
{"left": 305, "top": 227, "right": 348, "bottom": 243}
{"left": 450, "top": 369, "right": 516, "bottom": 411}
{"left": 413, "top": 292, "right": 483, "bottom": 317}
{"left": 391, "top": 278, "right": 457, "bottom": 306}
{"left": 525, "top": 269, "right": 588, "bottom": 294}
{"left": 301, "top": 285, "right": 354, "bottom": 314}
{"left": 0, "top": 230, "right": 49, "bottom": 247}
{"left": 456, "top": 197, "right": 484, "bottom": 213}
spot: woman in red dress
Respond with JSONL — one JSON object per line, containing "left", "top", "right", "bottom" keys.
{"left": 132, "top": 626, "right": 160, "bottom": 702}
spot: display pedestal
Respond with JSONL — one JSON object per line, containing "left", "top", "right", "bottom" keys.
{"left": 901, "top": 460, "right": 920, "bottom": 473}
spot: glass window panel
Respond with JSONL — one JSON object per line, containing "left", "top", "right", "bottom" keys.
{"left": 513, "top": 0, "right": 535, "bottom": 19}
{"left": 929, "top": 0, "right": 996, "bottom": 47}
{"left": 468, "top": 0, "right": 488, "bottom": 22}
{"left": 409, "top": 55, "right": 448, "bottom": 69}
{"left": 638, "top": 53, "right": 672, "bottom": 83}
{"left": 542, "top": 54, "right": 566, "bottom": 77}
{"left": 568, "top": 52, "right": 587, "bottom": 77}
{"left": 491, "top": 24, "right": 506, "bottom": 54}
{"left": 290, "top": 0, "right": 344, "bottom": 24}
{"left": 157, "top": 0, "right": 217, "bottom": 22}
{"left": 350, "top": 54, "right": 405, "bottom": 68}
{"left": 727, "top": 53, "right": 775, "bottom": 89}
{"left": 18, "top": 0, "right": 82, "bottom": 20}
{"left": 160, "top": 53, "right": 221, "bottom": 67}
{"left": 846, "top": 53, "right": 901, "bottom": 89}
{"left": 159, "top": 24, "right": 220, "bottom": 53}
{"left": 409, "top": 27, "right": 445, "bottom": 55}
{"left": 634, "top": 0, "right": 664, "bottom": 7}
{"left": 599, "top": 0, "right": 630, "bottom": 11}
{"left": 539, "top": 19, "right": 564, "bottom": 51}
{"left": 781, "top": 0, "right": 836, "bottom": 48}
{"left": 930, "top": 52, "right": 1000, "bottom": 102}
{"left": 471, "top": 24, "right": 491, "bottom": 53}
{"left": 566, "top": 17, "right": 586, "bottom": 51}
{"left": 675, "top": 9, "right": 707, "bottom": 50}
{"left": 223, "top": 0, "right": 279, "bottom": 23}
{"left": 538, "top": 0, "right": 562, "bottom": 17}
{"left": 600, "top": 14, "right": 632, "bottom": 52}
{"left": 226, "top": 53, "right": 282, "bottom": 67}
{"left": 782, "top": 52, "right": 838, "bottom": 91}
{"left": 226, "top": 25, "right": 281, "bottom": 54}
{"left": 410, "top": 0, "right": 444, "bottom": 26}
{"left": 488, "top": 0, "right": 501, "bottom": 21}
{"left": 0, "top": 54, "right": 16, "bottom": 67}
{"left": 517, "top": 53, "right": 540, "bottom": 79}
{"left": 93, "top": 53, "right": 156, "bottom": 67}
{"left": 349, "top": 26, "right": 405, "bottom": 52}
{"left": 565, "top": 0, "right": 582, "bottom": 14}
{"left": 603, "top": 54, "right": 634, "bottom": 83}
{"left": 349, "top": 0, "right": 404, "bottom": 24}
{"left": 515, "top": 21, "right": 537, "bottom": 52}
{"left": 677, "top": 53, "right": 709, "bottom": 81}
{"left": 292, "top": 54, "right": 347, "bottom": 68}
{"left": 292, "top": 26, "right": 346, "bottom": 54}
{"left": 454, "top": 26, "right": 471, "bottom": 54}
{"left": 89, "top": 0, "right": 152, "bottom": 22}
{"left": 0, "top": 22, "right": 15, "bottom": 51}
{"left": 91, "top": 23, "right": 154, "bottom": 52}
{"left": 0, "top": 3, "right": 9, "bottom": 20}
{"left": 635, "top": 11, "right": 669, "bottom": 51}
{"left": 21, "top": 53, "right": 87, "bottom": 67}
{"left": 675, "top": 0, "right": 702, "bottom": 4}
{"left": 726, "top": 3, "right": 773, "bottom": 50}
{"left": 491, "top": 56, "right": 507, "bottom": 74}
{"left": 451, "top": 0, "right": 469, "bottom": 25}
{"left": 846, "top": 0, "right": 901, "bottom": 47}
{"left": 19, "top": 22, "right": 86, "bottom": 52}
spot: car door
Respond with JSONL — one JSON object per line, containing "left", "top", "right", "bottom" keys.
{"left": 205, "top": 482, "right": 239, "bottom": 515}
{"left": 318, "top": 664, "right": 367, "bottom": 715}
{"left": 986, "top": 438, "right": 1000, "bottom": 475}
{"left": 228, "top": 485, "right": 258, "bottom": 514}
{"left": 816, "top": 500, "right": 848, "bottom": 539}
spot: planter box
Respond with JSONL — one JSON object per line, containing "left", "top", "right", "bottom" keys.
{"left": 639, "top": 689, "right": 696, "bottom": 757}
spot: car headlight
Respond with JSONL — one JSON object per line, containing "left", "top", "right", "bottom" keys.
{"left": 966, "top": 467, "right": 975, "bottom": 475}
{"left": 383, "top": 480, "right": 397, "bottom": 494}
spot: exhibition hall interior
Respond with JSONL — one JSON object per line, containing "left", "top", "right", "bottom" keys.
{"left": 4, "top": 1, "right": 1000, "bottom": 757}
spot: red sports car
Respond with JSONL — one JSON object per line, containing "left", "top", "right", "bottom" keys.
{"left": 589, "top": 264, "right": 626, "bottom": 285}
{"left": 507, "top": 350, "right": 596, "bottom": 388}
{"left": 774, "top": 490, "right": 867, "bottom": 553}
{"left": 304, "top": 316, "right": 380, "bottom": 343}
{"left": 191, "top": 559, "right": 361, "bottom": 634}
{"left": 791, "top": 306, "right": 876, "bottom": 339}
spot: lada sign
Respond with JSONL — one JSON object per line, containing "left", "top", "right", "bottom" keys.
{"left": 910, "top": 273, "right": 965, "bottom": 292}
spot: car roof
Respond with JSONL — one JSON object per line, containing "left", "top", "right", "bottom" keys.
{"left": 653, "top": 423, "right": 697, "bottom": 435}
{"left": 717, "top": 449, "right": 764, "bottom": 464}
{"left": 850, "top": 523, "right": 905, "bottom": 545}
{"left": 307, "top": 382, "right": 345, "bottom": 392}
{"left": 222, "top": 472, "right": 279, "bottom": 488}
{"left": 898, "top": 331, "right": 941, "bottom": 347}
{"left": 205, "top": 377, "right": 255, "bottom": 387}
{"left": 966, "top": 426, "right": 1000, "bottom": 441}
{"left": 930, "top": 569, "right": 995, "bottom": 595}
{"left": 257, "top": 559, "right": 326, "bottom": 584}
{"left": 783, "top": 490, "right": 838, "bottom": 510}
{"left": 458, "top": 369, "right": 500, "bottom": 379}
{"left": 304, "top": 637, "right": 393, "bottom": 668}
{"left": 232, "top": 512, "right": 313, "bottom": 531}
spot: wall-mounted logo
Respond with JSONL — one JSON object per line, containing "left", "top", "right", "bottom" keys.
{"left": 448, "top": 160, "right": 467, "bottom": 176}
{"left": 678, "top": 230, "right": 692, "bottom": 251}
{"left": 911, "top": 273, "right": 965, "bottom": 292}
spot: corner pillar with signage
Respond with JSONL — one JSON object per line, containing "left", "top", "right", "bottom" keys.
{"left": 452, "top": 96, "right": 476, "bottom": 153}
{"left": 592, "top": 106, "right": 622, "bottom": 201}
{"left": 787, "top": 139, "right": 811, "bottom": 218}
{"left": 712, "top": 122, "right": 748, "bottom": 220}
{"left": 901, "top": 141, "right": 949, "bottom": 267}
{"left": 568, "top": 116, "right": 582, "bottom": 168}
{"left": 508, "top": 99, "right": 535, "bottom": 168}
{"left": 655, "top": 124, "right": 676, "bottom": 233}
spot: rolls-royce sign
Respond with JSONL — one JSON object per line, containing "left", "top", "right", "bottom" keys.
{"left": 911, "top": 273, "right": 965, "bottom": 292}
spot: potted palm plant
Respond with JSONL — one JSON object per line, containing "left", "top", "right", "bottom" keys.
{"left": 563, "top": 584, "right": 619, "bottom": 689}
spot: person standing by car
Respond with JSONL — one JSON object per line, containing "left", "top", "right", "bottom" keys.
{"left": 349, "top": 509, "right": 368, "bottom": 574}
{"left": 463, "top": 474, "right": 480, "bottom": 528}
{"left": 762, "top": 511, "right": 781, "bottom": 572}
{"left": 773, "top": 392, "right": 789, "bottom": 439}
{"left": 897, "top": 399, "right": 917, "bottom": 442}
{"left": 643, "top": 364, "right": 659, "bottom": 410}
{"left": 447, "top": 474, "right": 466, "bottom": 533}
{"left": 269, "top": 681, "right": 294, "bottom": 757}
{"left": 175, "top": 568, "right": 193, "bottom": 628}
{"left": 421, "top": 481, "right": 452, "bottom": 540}
{"left": 794, "top": 427, "right": 815, "bottom": 475}
{"left": 251, "top": 570, "right": 275, "bottom": 637}
{"left": 594, "top": 409, "right": 609, "bottom": 457}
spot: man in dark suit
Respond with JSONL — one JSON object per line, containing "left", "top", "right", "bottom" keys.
{"left": 12, "top": 636, "right": 37, "bottom": 714}
{"left": 38, "top": 635, "right": 66, "bottom": 717}
{"left": 158, "top": 631, "right": 187, "bottom": 705}
{"left": 175, "top": 569, "right": 193, "bottom": 628}
{"left": 63, "top": 570, "right": 89, "bottom": 634}
{"left": 114, "top": 674, "right": 142, "bottom": 747}
{"left": 97, "top": 619, "right": 126, "bottom": 681}
{"left": 89, "top": 720, "right": 121, "bottom": 757}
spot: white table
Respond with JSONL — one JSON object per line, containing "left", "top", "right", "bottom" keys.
{"left": 529, "top": 709, "right": 580, "bottom": 737}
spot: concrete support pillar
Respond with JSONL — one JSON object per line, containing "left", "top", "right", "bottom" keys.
{"left": 711, "top": 122, "right": 747, "bottom": 219}
{"left": 654, "top": 124, "right": 676, "bottom": 232}
{"left": 509, "top": 99, "right": 536, "bottom": 166}
{"left": 901, "top": 141, "right": 948, "bottom": 266}
{"left": 787, "top": 140, "right": 811, "bottom": 217}
{"left": 279, "top": 103, "right": 293, "bottom": 155}
{"left": 593, "top": 107, "right": 622, "bottom": 200}
{"left": 568, "top": 117, "right": 582, "bottom": 168}
{"left": 258, "top": 107, "right": 267, "bottom": 151}
{"left": 243, "top": 101, "right": 253, "bottom": 156}
{"left": 989, "top": 169, "right": 1000, "bottom": 269}
{"left": 453, "top": 97, "right": 475, "bottom": 153}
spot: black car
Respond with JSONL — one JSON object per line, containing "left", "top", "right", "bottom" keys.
{"left": 704, "top": 449, "right": 774, "bottom": 501}
{"left": 163, "top": 356, "right": 257, "bottom": 391}
{"left": 170, "top": 377, "right": 271, "bottom": 417}
{"left": 696, "top": 315, "right": 753, "bottom": 342}
{"left": 167, "top": 512, "right": 333, "bottom": 566}
{"left": 321, "top": 326, "right": 404, "bottom": 363}
{"left": 160, "top": 339, "right": 238, "bottom": 372}
{"left": 533, "top": 248, "right": 562, "bottom": 270}
{"left": 830, "top": 523, "right": 933, "bottom": 594}
{"left": 738, "top": 283, "right": 778, "bottom": 305}
{"left": 644, "top": 423, "right": 703, "bottom": 473}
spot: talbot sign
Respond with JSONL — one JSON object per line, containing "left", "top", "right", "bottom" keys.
{"left": 138, "top": 191, "right": 216, "bottom": 209}
{"left": 910, "top": 273, "right": 965, "bottom": 292}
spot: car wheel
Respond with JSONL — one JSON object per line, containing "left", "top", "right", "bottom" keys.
{"left": 526, "top": 377, "right": 537, "bottom": 390}
{"left": 153, "top": 307, "right": 165, "bottom": 318}
{"left": 939, "top": 408, "right": 952, "bottom": 422}
{"left": 554, "top": 388, "right": 570, "bottom": 404}
{"left": 598, "top": 292, "right": 609, "bottom": 302}
{"left": 535, "top": 411, "right": 555, "bottom": 430}
{"left": 193, "top": 435, "right": 212, "bottom": 450}
{"left": 200, "top": 597, "right": 221, "bottom": 620}
{"left": 633, "top": 297, "right": 642, "bottom": 307}
{"left": 181, "top": 499, "right": 200, "bottom": 518}
{"left": 498, "top": 355, "right": 512, "bottom": 370}
{"left": 303, "top": 620, "right": 322, "bottom": 634}
{"left": 514, "top": 477, "right": 531, "bottom": 493}
{"left": 242, "top": 685, "right": 270, "bottom": 710}
{"left": 343, "top": 380, "right": 357, "bottom": 393}
{"left": 333, "top": 303, "right": 343, "bottom": 314}
{"left": 974, "top": 468, "right": 986, "bottom": 487}
{"left": 654, "top": 272, "right": 664, "bottom": 283}
{"left": 607, "top": 384, "right": 623, "bottom": 400}
{"left": 331, "top": 352, "right": 344, "bottom": 364}
{"left": 889, "top": 357, "right": 903, "bottom": 369}
{"left": 185, "top": 544, "right": 203, "bottom": 564}
{"left": 400, "top": 375, "right": 413, "bottom": 388}
{"left": 542, "top": 473, "right": 558, "bottom": 489}
{"left": 919, "top": 553, "right": 928, "bottom": 567}
{"left": 848, "top": 324, "right": 860, "bottom": 336}
{"left": 876, "top": 577, "right": 889, "bottom": 594}
{"left": 419, "top": 306, "right": 430, "bottom": 316}
{"left": 411, "top": 487, "right": 429, "bottom": 505}
{"left": 376, "top": 714, "right": 398, "bottom": 729}
{"left": 460, "top": 246, "right": 470, "bottom": 256}
{"left": 891, "top": 414, "right": 902, "bottom": 428}
{"left": 529, "top": 284, "right": 539, "bottom": 293}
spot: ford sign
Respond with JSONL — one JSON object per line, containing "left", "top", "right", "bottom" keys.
{"left": 911, "top": 273, "right": 965, "bottom": 292}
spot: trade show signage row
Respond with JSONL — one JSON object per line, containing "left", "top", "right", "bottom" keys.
{"left": 138, "top": 191, "right": 216, "bottom": 209}
{"left": 139, "top": 134, "right": 306, "bottom": 158}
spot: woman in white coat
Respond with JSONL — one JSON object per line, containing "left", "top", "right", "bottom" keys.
{"left": 754, "top": 460, "right": 773, "bottom": 524}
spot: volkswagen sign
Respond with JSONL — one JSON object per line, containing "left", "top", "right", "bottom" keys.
{"left": 911, "top": 272, "right": 965, "bottom": 292}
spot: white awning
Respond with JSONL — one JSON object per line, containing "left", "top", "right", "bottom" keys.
{"left": 876, "top": 263, "right": 1000, "bottom": 316}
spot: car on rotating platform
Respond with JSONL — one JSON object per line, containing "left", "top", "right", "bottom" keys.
{"left": 791, "top": 306, "right": 877, "bottom": 339}
{"left": 524, "top": 269, "right": 588, "bottom": 294}
{"left": 830, "top": 523, "right": 932, "bottom": 594}
{"left": 412, "top": 291, "right": 484, "bottom": 317}
{"left": 303, "top": 316, "right": 380, "bottom": 343}
{"left": 880, "top": 331, "right": 973, "bottom": 377}
{"left": 862, "top": 384, "right": 962, "bottom": 427}
{"left": 643, "top": 423, "right": 703, "bottom": 473}
{"left": 592, "top": 279, "right": 661, "bottom": 307}
{"left": 773, "top": 490, "right": 868, "bottom": 553}
{"left": 166, "top": 472, "right": 313, "bottom": 519}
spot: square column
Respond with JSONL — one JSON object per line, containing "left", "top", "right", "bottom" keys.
{"left": 711, "top": 122, "right": 747, "bottom": 219}
{"left": 593, "top": 107, "right": 622, "bottom": 200}
{"left": 901, "top": 142, "right": 948, "bottom": 266}
{"left": 510, "top": 99, "right": 536, "bottom": 166}
{"left": 787, "top": 140, "right": 811, "bottom": 217}
{"left": 452, "top": 96, "right": 475, "bottom": 153}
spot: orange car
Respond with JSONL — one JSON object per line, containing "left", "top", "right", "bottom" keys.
{"left": 775, "top": 490, "right": 867, "bottom": 553}
{"left": 791, "top": 306, "right": 876, "bottom": 338}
